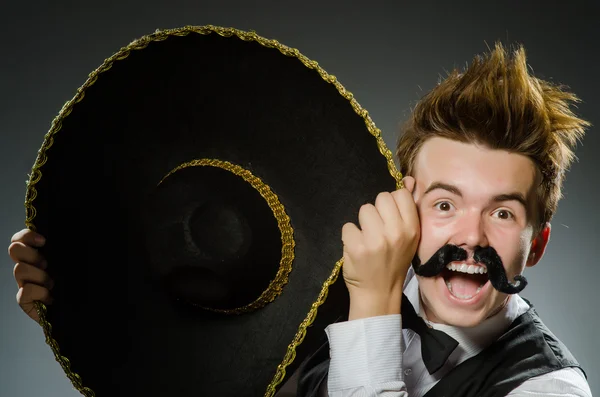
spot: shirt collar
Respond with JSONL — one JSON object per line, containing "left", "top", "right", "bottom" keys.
{"left": 403, "top": 267, "right": 530, "bottom": 365}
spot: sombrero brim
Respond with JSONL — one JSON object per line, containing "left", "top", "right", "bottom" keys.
{"left": 25, "top": 25, "right": 402, "bottom": 397}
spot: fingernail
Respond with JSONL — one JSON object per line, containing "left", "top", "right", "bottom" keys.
{"left": 47, "top": 279, "right": 54, "bottom": 290}
{"left": 35, "top": 235, "right": 46, "bottom": 245}
{"left": 40, "top": 259, "right": 48, "bottom": 269}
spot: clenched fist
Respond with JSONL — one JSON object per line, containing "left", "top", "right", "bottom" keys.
{"left": 342, "top": 177, "right": 419, "bottom": 320}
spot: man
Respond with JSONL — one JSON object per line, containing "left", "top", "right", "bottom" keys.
{"left": 9, "top": 43, "right": 593, "bottom": 396}
{"left": 292, "top": 44, "right": 593, "bottom": 396}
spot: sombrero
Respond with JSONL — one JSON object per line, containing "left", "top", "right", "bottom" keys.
{"left": 24, "top": 25, "right": 402, "bottom": 396}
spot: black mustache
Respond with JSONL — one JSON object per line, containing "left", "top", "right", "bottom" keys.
{"left": 411, "top": 245, "right": 527, "bottom": 294}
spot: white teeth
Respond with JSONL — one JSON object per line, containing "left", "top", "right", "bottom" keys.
{"left": 445, "top": 263, "right": 488, "bottom": 274}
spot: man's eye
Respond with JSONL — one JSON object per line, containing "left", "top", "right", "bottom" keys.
{"left": 494, "top": 209, "right": 514, "bottom": 220}
{"left": 435, "top": 201, "right": 453, "bottom": 211}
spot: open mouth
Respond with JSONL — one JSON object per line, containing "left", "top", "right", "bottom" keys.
{"left": 442, "top": 263, "right": 489, "bottom": 300}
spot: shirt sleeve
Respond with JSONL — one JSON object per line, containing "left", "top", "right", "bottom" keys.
{"left": 324, "top": 314, "right": 408, "bottom": 397}
{"left": 506, "top": 368, "right": 592, "bottom": 397}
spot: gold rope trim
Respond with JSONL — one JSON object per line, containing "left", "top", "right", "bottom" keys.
{"left": 34, "top": 302, "right": 95, "bottom": 396}
{"left": 24, "top": 25, "right": 404, "bottom": 397}
{"left": 264, "top": 258, "right": 344, "bottom": 397}
{"left": 157, "top": 158, "right": 295, "bottom": 315}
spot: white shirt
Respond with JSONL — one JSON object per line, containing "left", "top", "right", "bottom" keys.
{"left": 321, "top": 268, "right": 592, "bottom": 397}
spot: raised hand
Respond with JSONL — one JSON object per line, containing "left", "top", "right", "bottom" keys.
{"left": 341, "top": 177, "right": 419, "bottom": 320}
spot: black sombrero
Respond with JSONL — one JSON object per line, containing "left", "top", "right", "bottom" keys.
{"left": 25, "top": 25, "right": 402, "bottom": 397}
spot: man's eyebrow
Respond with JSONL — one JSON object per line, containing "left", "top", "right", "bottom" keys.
{"left": 492, "top": 193, "right": 527, "bottom": 208}
{"left": 423, "top": 182, "right": 528, "bottom": 208}
{"left": 423, "top": 182, "right": 462, "bottom": 197}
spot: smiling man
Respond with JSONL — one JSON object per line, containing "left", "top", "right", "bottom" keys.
{"left": 296, "top": 44, "right": 593, "bottom": 396}
{"left": 411, "top": 137, "right": 543, "bottom": 327}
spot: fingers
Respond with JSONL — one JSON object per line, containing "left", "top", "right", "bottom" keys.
{"left": 342, "top": 222, "right": 363, "bottom": 252}
{"left": 16, "top": 283, "right": 53, "bottom": 323}
{"left": 9, "top": 229, "right": 51, "bottom": 324}
{"left": 345, "top": 178, "right": 419, "bottom": 252}
{"left": 358, "top": 204, "right": 385, "bottom": 246}
{"left": 13, "top": 262, "right": 54, "bottom": 290}
{"left": 11, "top": 228, "right": 46, "bottom": 247}
{"left": 391, "top": 178, "right": 419, "bottom": 234}
{"left": 8, "top": 242, "right": 46, "bottom": 269}
{"left": 402, "top": 176, "right": 416, "bottom": 193}
{"left": 375, "top": 192, "right": 402, "bottom": 229}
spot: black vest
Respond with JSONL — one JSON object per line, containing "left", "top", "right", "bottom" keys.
{"left": 297, "top": 301, "right": 586, "bottom": 397}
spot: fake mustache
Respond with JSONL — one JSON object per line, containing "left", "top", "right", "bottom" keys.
{"left": 411, "top": 244, "right": 528, "bottom": 294}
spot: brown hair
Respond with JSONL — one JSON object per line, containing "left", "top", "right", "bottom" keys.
{"left": 396, "top": 42, "right": 590, "bottom": 232}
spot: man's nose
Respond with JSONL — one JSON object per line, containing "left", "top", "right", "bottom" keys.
{"left": 454, "top": 210, "right": 489, "bottom": 249}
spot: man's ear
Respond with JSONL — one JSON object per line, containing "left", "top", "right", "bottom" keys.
{"left": 526, "top": 222, "right": 551, "bottom": 268}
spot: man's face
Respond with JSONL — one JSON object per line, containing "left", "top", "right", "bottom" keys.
{"left": 411, "top": 137, "right": 548, "bottom": 327}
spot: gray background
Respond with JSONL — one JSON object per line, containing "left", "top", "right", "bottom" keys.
{"left": 1, "top": 1, "right": 598, "bottom": 396}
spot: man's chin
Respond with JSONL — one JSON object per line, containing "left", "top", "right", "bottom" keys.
{"left": 425, "top": 303, "right": 490, "bottom": 328}
{"left": 439, "top": 311, "right": 488, "bottom": 328}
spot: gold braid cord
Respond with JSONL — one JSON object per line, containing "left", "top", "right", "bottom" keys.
{"left": 24, "top": 25, "right": 404, "bottom": 397}
{"left": 158, "top": 158, "right": 295, "bottom": 315}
